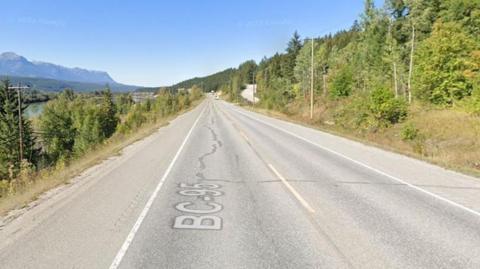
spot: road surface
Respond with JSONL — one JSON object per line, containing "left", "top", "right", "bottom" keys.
{"left": 1, "top": 97, "right": 480, "bottom": 268}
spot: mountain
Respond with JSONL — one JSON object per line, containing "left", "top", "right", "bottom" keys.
{"left": 0, "top": 52, "right": 116, "bottom": 84}
{"left": 0, "top": 52, "right": 138, "bottom": 92}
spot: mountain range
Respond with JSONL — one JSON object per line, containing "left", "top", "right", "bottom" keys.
{"left": 0, "top": 52, "right": 138, "bottom": 92}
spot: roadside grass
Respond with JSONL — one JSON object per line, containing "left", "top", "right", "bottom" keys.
{"left": 241, "top": 100, "right": 480, "bottom": 178}
{"left": 0, "top": 99, "right": 203, "bottom": 216}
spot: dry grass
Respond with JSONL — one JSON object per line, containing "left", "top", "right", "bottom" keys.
{"left": 242, "top": 100, "right": 480, "bottom": 178}
{"left": 0, "top": 100, "right": 203, "bottom": 216}
{"left": 406, "top": 108, "right": 480, "bottom": 172}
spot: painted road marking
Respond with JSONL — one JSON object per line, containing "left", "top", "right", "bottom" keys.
{"left": 173, "top": 215, "right": 222, "bottom": 230}
{"left": 221, "top": 106, "right": 316, "bottom": 214}
{"left": 173, "top": 182, "right": 224, "bottom": 230}
{"left": 268, "top": 164, "right": 316, "bottom": 213}
{"left": 239, "top": 130, "right": 250, "bottom": 142}
{"left": 109, "top": 105, "right": 207, "bottom": 269}
{"left": 226, "top": 103, "right": 480, "bottom": 219}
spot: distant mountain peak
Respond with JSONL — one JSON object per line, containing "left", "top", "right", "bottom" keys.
{"left": 0, "top": 52, "right": 26, "bottom": 61}
{"left": 0, "top": 52, "right": 116, "bottom": 84}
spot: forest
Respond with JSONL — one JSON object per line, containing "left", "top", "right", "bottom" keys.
{"left": 204, "top": 0, "right": 480, "bottom": 173}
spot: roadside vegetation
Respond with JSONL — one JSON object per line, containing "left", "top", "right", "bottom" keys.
{"left": 181, "top": 0, "right": 480, "bottom": 174}
{"left": 0, "top": 81, "right": 203, "bottom": 213}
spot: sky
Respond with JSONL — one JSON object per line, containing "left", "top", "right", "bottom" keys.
{"left": 1, "top": 0, "right": 383, "bottom": 87}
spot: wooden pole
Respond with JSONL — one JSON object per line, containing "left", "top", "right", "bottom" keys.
{"left": 393, "top": 62, "right": 398, "bottom": 98}
{"left": 407, "top": 24, "right": 415, "bottom": 104}
{"left": 252, "top": 72, "right": 255, "bottom": 107}
{"left": 323, "top": 65, "right": 327, "bottom": 98}
{"left": 17, "top": 83, "right": 24, "bottom": 161}
{"left": 310, "top": 38, "right": 314, "bottom": 120}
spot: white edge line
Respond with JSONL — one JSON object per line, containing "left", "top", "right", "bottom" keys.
{"left": 109, "top": 104, "right": 206, "bottom": 269}
{"left": 268, "top": 163, "right": 315, "bottom": 213}
{"left": 226, "top": 103, "right": 480, "bottom": 218}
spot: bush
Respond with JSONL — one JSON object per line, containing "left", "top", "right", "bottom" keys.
{"left": 333, "top": 88, "right": 408, "bottom": 131}
{"left": 465, "top": 87, "right": 480, "bottom": 116}
{"left": 177, "top": 92, "right": 191, "bottom": 110}
{"left": 189, "top": 85, "right": 204, "bottom": 100}
{"left": 117, "top": 106, "right": 147, "bottom": 134}
{"left": 369, "top": 87, "right": 408, "bottom": 126}
{"left": 333, "top": 96, "right": 371, "bottom": 130}
{"left": 401, "top": 123, "right": 420, "bottom": 141}
{"left": 400, "top": 122, "right": 426, "bottom": 155}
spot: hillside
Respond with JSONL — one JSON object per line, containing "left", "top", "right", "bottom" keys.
{"left": 134, "top": 68, "right": 237, "bottom": 93}
{"left": 169, "top": 68, "right": 236, "bottom": 92}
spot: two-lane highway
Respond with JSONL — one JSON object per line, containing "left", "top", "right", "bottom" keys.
{"left": 1, "top": 97, "right": 480, "bottom": 268}
{"left": 114, "top": 99, "right": 352, "bottom": 268}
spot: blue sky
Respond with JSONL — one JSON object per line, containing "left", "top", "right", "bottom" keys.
{"left": 1, "top": 0, "right": 383, "bottom": 87}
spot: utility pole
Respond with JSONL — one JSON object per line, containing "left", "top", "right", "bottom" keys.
{"left": 388, "top": 18, "right": 399, "bottom": 98}
{"left": 322, "top": 65, "right": 327, "bottom": 98}
{"left": 8, "top": 83, "right": 29, "bottom": 162}
{"left": 407, "top": 24, "right": 415, "bottom": 104}
{"left": 310, "top": 38, "right": 314, "bottom": 120}
{"left": 252, "top": 72, "right": 255, "bottom": 107}
{"left": 393, "top": 62, "right": 398, "bottom": 98}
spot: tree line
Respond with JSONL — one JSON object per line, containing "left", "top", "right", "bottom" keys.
{"left": 216, "top": 0, "right": 479, "bottom": 129}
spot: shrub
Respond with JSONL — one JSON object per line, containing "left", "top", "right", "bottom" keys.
{"left": 333, "top": 95, "right": 371, "bottom": 130}
{"left": 465, "top": 86, "right": 480, "bottom": 116}
{"left": 117, "top": 106, "right": 147, "bottom": 134}
{"left": 189, "top": 85, "right": 204, "bottom": 100}
{"left": 401, "top": 123, "right": 420, "bottom": 141}
{"left": 369, "top": 87, "right": 408, "bottom": 126}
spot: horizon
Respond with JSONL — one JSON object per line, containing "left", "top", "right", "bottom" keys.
{"left": 1, "top": 0, "right": 382, "bottom": 87}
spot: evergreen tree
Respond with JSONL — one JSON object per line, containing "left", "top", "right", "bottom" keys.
{"left": 73, "top": 106, "right": 102, "bottom": 153}
{"left": 116, "top": 93, "right": 134, "bottom": 114}
{"left": 285, "top": 31, "right": 303, "bottom": 83}
{"left": 99, "top": 87, "right": 118, "bottom": 138}
{"left": 357, "top": 0, "right": 390, "bottom": 90}
{"left": 237, "top": 60, "right": 257, "bottom": 84}
{"left": 286, "top": 31, "right": 302, "bottom": 55}
{"left": 0, "top": 80, "right": 36, "bottom": 179}
{"left": 40, "top": 89, "right": 76, "bottom": 163}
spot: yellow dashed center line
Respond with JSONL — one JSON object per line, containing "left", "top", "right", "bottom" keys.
{"left": 219, "top": 103, "right": 315, "bottom": 214}
{"left": 267, "top": 163, "right": 316, "bottom": 213}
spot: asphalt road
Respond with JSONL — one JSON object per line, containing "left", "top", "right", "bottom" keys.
{"left": 1, "top": 97, "right": 480, "bottom": 268}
